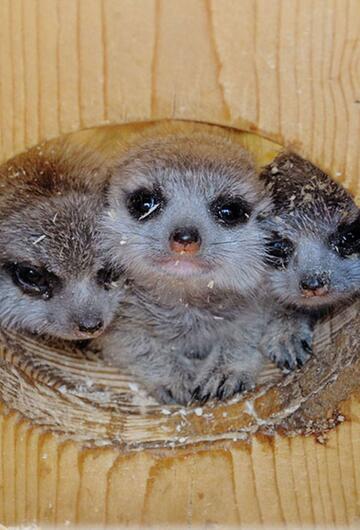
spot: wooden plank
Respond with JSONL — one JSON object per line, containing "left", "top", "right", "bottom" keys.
{"left": 0, "top": 407, "right": 357, "bottom": 525}
{"left": 0, "top": 0, "right": 358, "bottom": 197}
{"left": 0, "top": 1, "right": 358, "bottom": 527}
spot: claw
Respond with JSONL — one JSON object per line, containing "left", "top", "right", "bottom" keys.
{"left": 237, "top": 381, "right": 246, "bottom": 393}
{"left": 191, "top": 386, "right": 201, "bottom": 403}
{"left": 216, "top": 376, "right": 227, "bottom": 400}
{"left": 217, "top": 386, "right": 226, "bottom": 400}
{"left": 270, "top": 353, "right": 277, "bottom": 364}
{"left": 199, "top": 393, "right": 210, "bottom": 405}
{"left": 283, "top": 360, "right": 291, "bottom": 370}
{"left": 301, "top": 339, "right": 313, "bottom": 354}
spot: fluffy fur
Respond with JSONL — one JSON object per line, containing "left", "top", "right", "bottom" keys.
{"left": 259, "top": 152, "right": 360, "bottom": 368}
{"left": 261, "top": 152, "right": 360, "bottom": 309}
{"left": 95, "top": 132, "right": 312, "bottom": 404}
{"left": 102, "top": 132, "right": 271, "bottom": 297}
{"left": 0, "top": 139, "right": 124, "bottom": 340}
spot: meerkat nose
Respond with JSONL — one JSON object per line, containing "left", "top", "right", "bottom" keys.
{"left": 169, "top": 227, "right": 201, "bottom": 254}
{"left": 300, "top": 274, "right": 330, "bottom": 297}
{"left": 77, "top": 317, "right": 104, "bottom": 334}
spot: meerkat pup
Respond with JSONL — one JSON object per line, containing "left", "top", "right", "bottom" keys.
{"left": 94, "top": 131, "right": 311, "bottom": 404}
{"left": 260, "top": 152, "right": 360, "bottom": 368}
{"left": 0, "top": 139, "right": 124, "bottom": 341}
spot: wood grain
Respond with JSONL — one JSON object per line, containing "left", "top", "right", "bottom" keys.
{"left": 0, "top": 0, "right": 360, "bottom": 198}
{"left": 0, "top": 409, "right": 359, "bottom": 527}
{"left": 0, "top": 0, "right": 360, "bottom": 526}
{"left": 0, "top": 219, "right": 357, "bottom": 453}
{"left": 0, "top": 124, "right": 357, "bottom": 525}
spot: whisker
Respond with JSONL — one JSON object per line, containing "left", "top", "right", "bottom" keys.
{"left": 208, "top": 240, "right": 239, "bottom": 247}
{"left": 112, "top": 240, "right": 149, "bottom": 248}
{"left": 113, "top": 228, "right": 159, "bottom": 243}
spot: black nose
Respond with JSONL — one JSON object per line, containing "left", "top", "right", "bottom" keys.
{"left": 78, "top": 318, "right": 104, "bottom": 334}
{"left": 169, "top": 227, "right": 202, "bottom": 254}
{"left": 300, "top": 275, "right": 327, "bottom": 292}
{"left": 170, "top": 227, "right": 201, "bottom": 245}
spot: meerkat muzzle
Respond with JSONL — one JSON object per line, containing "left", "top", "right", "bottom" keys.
{"left": 301, "top": 286, "right": 329, "bottom": 298}
{"left": 300, "top": 275, "right": 330, "bottom": 298}
{"left": 169, "top": 227, "right": 201, "bottom": 254}
{"left": 76, "top": 317, "right": 104, "bottom": 337}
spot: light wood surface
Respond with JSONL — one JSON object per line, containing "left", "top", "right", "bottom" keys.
{"left": 0, "top": 402, "right": 359, "bottom": 528}
{"left": 1, "top": 0, "right": 360, "bottom": 199}
{"left": 0, "top": 0, "right": 360, "bottom": 527}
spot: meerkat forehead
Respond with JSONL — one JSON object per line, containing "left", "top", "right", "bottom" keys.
{"left": 260, "top": 152, "right": 358, "bottom": 227}
{"left": 0, "top": 138, "right": 109, "bottom": 210}
{"left": 0, "top": 139, "right": 110, "bottom": 276}
{"left": 0, "top": 192, "right": 103, "bottom": 277}
{"left": 111, "top": 133, "right": 265, "bottom": 203}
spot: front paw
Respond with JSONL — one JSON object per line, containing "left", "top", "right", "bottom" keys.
{"left": 265, "top": 319, "right": 313, "bottom": 371}
{"left": 151, "top": 381, "right": 193, "bottom": 406}
{"left": 191, "top": 370, "right": 256, "bottom": 404}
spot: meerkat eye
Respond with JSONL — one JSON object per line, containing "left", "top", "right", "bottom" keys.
{"left": 211, "top": 196, "right": 251, "bottom": 226}
{"left": 266, "top": 233, "right": 295, "bottom": 269}
{"left": 7, "top": 262, "right": 56, "bottom": 299}
{"left": 126, "top": 187, "right": 164, "bottom": 221}
{"left": 96, "top": 267, "right": 121, "bottom": 290}
{"left": 329, "top": 217, "right": 360, "bottom": 257}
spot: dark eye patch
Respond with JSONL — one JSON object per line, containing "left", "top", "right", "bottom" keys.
{"left": 96, "top": 266, "right": 123, "bottom": 290}
{"left": 210, "top": 195, "right": 251, "bottom": 227}
{"left": 126, "top": 186, "right": 165, "bottom": 221}
{"left": 5, "top": 262, "right": 59, "bottom": 299}
{"left": 329, "top": 215, "right": 360, "bottom": 258}
{"left": 265, "top": 232, "right": 295, "bottom": 269}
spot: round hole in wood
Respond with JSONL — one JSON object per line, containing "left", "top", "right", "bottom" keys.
{"left": 0, "top": 120, "right": 359, "bottom": 450}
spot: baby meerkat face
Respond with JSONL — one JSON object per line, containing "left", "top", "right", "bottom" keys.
{"left": 260, "top": 151, "right": 360, "bottom": 310}
{"left": 265, "top": 212, "right": 360, "bottom": 309}
{"left": 0, "top": 193, "right": 124, "bottom": 340}
{"left": 103, "top": 134, "right": 271, "bottom": 296}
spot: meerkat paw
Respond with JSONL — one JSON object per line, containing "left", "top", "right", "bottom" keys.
{"left": 150, "top": 379, "right": 194, "bottom": 406}
{"left": 263, "top": 318, "right": 313, "bottom": 371}
{"left": 191, "top": 370, "right": 256, "bottom": 404}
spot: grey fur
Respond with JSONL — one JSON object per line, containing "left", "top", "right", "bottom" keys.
{"left": 97, "top": 286, "right": 268, "bottom": 405}
{"left": 256, "top": 301, "right": 313, "bottom": 371}
{"left": 102, "top": 133, "right": 271, "bottom": 297}
{"left": 261, "top": 152, "right": 360, "bottom": 309}
{"left": 95, "top": 132, "right": 299, "bottom": 404}
{"left": 259, "top": 152, "right": 360, "bottom": 369}
{"left": 0, "top": 139, "right": 124, "bottom": 341}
